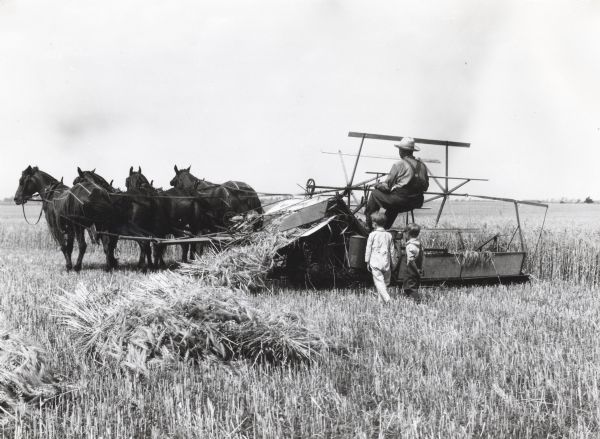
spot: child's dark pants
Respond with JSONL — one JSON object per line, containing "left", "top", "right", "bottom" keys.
{"left": 403, "top": 265, "right": 422, "bottom": 302}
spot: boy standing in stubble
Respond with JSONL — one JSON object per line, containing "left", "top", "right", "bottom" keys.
{"left": 403, "top": 223, "right": 424, "bottom": 303}
{"left": 365, "top": 211, "right": 398, "bottom": 303}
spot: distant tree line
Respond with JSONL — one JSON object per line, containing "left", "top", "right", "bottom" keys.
{"left": 555, "top": 196, "right": 595, "bottom": 204}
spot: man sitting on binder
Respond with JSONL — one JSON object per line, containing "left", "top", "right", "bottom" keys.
{"left": 364, "top": 137, "right": 429, "bottom": 230}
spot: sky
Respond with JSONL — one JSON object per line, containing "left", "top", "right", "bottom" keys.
{"left": 1, "top": 0, "right": 599, "bottom": 201}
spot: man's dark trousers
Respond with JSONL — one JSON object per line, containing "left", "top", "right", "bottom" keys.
{"left": 364, "top": 188, "right": 424, "bottom": 229}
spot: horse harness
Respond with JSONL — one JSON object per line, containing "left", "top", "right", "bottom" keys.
{"left": 21, "top": 178, "right": 88, "bottom": 225}
{"left": 22, "top": 202, "right": 44, "bottom": 225}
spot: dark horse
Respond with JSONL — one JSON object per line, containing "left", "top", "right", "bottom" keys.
{"left": 14, "top": 166, "right": 119, "bottom": 271}
{"left": 73, "top": 167, "right": 158, "bottom": 270}
{"left": 169, "top": 165, "right": 263, "bottom": 231}
{"left": 126, "top": 167, "right": 207, "bottom": 265}
{"left": 122, "top": 166, "right": 169, "bottom": 268}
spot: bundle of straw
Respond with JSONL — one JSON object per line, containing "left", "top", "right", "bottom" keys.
{"left": 0, "top": 320, "right": 61, "bottom": 419}
{"left": 178, "top": 227, "right": 293, "bottom": 292}
{"left": 57, "top": 274, "right": 329, "bottom": 375}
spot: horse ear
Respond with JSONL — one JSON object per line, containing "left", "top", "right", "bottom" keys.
{"left": 187, "top": 165, "right": 191, "bottom": 172}
{"left": 32, "top": 166, "right": 38, "bottom": 172}
{"left": 138, "top": 166, "right": 141, "bottom": 173}
{"left": 129, "top": 166, "right": 134, "bottom": 175}
{"left": 60, "top": 177, "right": 64, "bottom": 183}
{"left": 174, "top": 165, "right": 179, "bottom": 174}
{"left": 150, "top": 180, "right": 154, "bottom": 187}
{"left": 92, "top": 168, "right": 96, "bottom": 173}
{"left": 110, "top": 179, "right": 114, "bottom": 187}
{"left": 25, "top": 165, "right": 32, "bottom": 173}
{"left": 77, "top": 167, "right": 84, "bottom": 177}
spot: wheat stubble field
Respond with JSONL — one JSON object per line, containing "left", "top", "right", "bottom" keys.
{"left": 1, "top": 202, "right": 600, "bottom": 438}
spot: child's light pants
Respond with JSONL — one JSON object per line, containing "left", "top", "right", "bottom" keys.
{"left": 371, "top": 267, "right": 391, "bottom": 302}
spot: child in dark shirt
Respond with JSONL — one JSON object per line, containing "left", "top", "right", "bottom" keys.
{"left": 403, "top": 223, "right": 424, "bottom": 302}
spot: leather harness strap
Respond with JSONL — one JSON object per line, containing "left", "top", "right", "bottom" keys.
{"left": 22, "top": 202, "right": 44, "bottom": 225}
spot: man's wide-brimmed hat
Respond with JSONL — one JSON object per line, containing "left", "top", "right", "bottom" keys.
{"left": 394, "top": 137, "right": 420, "bottom": 152}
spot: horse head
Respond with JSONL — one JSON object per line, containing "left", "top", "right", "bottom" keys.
{"left": 74, "top": 167, "right": 113, "bottom": 191}
{"left": 126, "top": 166, "right": 152, "bottom": 191}
{"left": 170, "top": 165, "right": 195, "bottom": 189}
{"left": 193, "top": 179, "right": 208, "bottom": 190}
{"left": 72, "top": 166, "right": 85, "bottom": 185}
{"left": 14, "top": 165, "right": 41, "bottom": 205}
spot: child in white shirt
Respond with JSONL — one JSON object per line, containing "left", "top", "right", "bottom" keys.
{"left": 365, "top": 212, "right": 397, "bottom": 302}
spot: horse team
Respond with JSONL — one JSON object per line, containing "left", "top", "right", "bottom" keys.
{"left": 14, "top": 165, "right": 263, "bottom": 271}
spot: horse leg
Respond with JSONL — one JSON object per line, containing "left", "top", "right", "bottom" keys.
{"left": 189, "top": 222, "right": 201, "bottom": 260}
{"left": 158, "top": 244, "right": 165, "bottom": 268}
{"left": 110, "top": 236, "right": 119, "bottom": 268}
{"left": 252, "top": 200, "right": 264, "bottom": 230}
{"left": 193, "top": 242, "right": 204, "bottom": 258}
{"left": 136, "top": 242, "right": 152, "bottom": 271}
{"left": 145, "top": 243, "right": 154, "bottom": 269}
{"left": 101, "top": 235, "right": 119, "bottom": 270}
{"left": 189, "top": 200, "right": 204, "bottom": 261}
{"left": 159, "top": 244, "right": 166, "bottom": 268}
{"left": 180, "top": 243, "right": 189, "bottom": 263}
{"left": 73, "top": 228, "right": 87, "bottom": 272}
{"left": 182, "top": 243, "right": 189, "bottom": 263}
{"left": 152, "top": 243, "right": 166, "bottom": 269}
{"left": 61, "top": 232, "right": 74, "bottom": 271}
{"left": 137, "top": 243, "right": 146, "bottom": 268}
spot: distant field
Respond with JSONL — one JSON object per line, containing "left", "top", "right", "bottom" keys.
{"left": 2, "top": 201, "right": 598, "bottom": 282}
{"left": 4, "top": 198, "right": 599, "bottom": 226}
{"left": 416, "top": 200, "right": 600, "bottom": 230}
{"left": 1, "top": 201, "right": 599, "bottom": 437}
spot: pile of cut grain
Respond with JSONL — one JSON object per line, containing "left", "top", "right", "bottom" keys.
{"left": 0, "top": 319, "right": 62, "bottom": 421}
{"left": 57, "top": 273, "right": 328, "bottom": 375}
{"left": 178, "top": 226, "right": 293, "bottom": 292}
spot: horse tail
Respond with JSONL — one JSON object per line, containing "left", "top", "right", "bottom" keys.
{"left": 192, "top": 197, "right": 205, "bottom": 233}
{"left": 253, "top": 198, "right": 264, "bottom": 215}
{"left": 45, "top": 202, "right": 66, "bottom": 246}
{"left": 45, "top": 190, "right": 80, "bottom": 246}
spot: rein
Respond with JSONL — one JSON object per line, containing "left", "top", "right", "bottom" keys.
{"left": 22, "top": 201, "right": 44, "bottom": 225}
{"left": 20, "top": 179, "right": 61, "bottom": 225}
